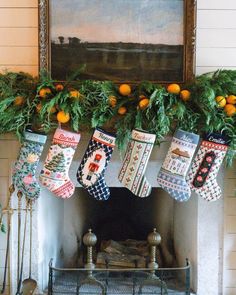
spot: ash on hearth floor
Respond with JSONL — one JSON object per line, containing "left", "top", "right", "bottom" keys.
{"left": 47, "top": 265, "right": 193, "bottom": 295}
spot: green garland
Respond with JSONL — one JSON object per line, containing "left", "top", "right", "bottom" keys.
{"left": 0, "top": 70, "right": 235, "bottom": 166}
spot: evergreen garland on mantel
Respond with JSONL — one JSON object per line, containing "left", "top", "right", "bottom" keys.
{"left": 0, "top": 70, "right": 235, "bottom": 165}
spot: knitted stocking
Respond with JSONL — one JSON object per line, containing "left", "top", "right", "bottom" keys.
{"left": 39, "top": 128, "right": 80, "bottom": 198}
{"left": 186, "top": 133, "right": 229, "bottom": 201}
{"left": 118, "top": 129, "right": 156, "bottom": 197}
{"left": 77, "top": 128, "right": 116, "bottom": 201}
{"left": 157, "top": 129, "right": 199, "bottom": 202}
{"left": 12, "top": 131, "right": 47, "bottom": 199}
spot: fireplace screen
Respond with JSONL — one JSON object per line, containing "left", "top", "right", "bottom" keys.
{"left": 48, "top": 260, "right": 190, "bottom": 295}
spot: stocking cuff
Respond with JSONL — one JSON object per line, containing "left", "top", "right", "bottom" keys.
{"left": 203, "top": 132, "right": 229, "bottom": 151}
{"left": 174, "top": 129, "right": 199, "bottom": 145}
{"left": 25, "top": 131, "right": 47, "bottom": 144}
{"left": 132, "top": 129, "right": 156, "bottom": 144}
{"left": 202, "top": 140, "right": 228, "bottom": 151}
{"left": 93, "top": 128, "right": 116, "bottom": 147}
{"left": 53, "top": 128, "right": 81, "bottom": 147}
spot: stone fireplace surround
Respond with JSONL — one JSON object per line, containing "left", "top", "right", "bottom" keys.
{"left": 4, "top": 133, "right": 224, "bottom": 295}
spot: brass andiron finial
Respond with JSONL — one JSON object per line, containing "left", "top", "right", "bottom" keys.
{"left": 83, "top": 229, "right": 97, "bottom": 274}
{"left": 147, "top": 228, "right": 161, "bottom": 274}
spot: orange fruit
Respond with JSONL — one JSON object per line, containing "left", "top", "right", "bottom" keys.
{"left": 139, "top": 94, "right": 147, "bottom": 101}
{"left": 119, "top": 84, "right": 131, "bottom": 96}
{"left": 39, "top": 87, "right": 51, "bottom": 98}
{"left": 118, "top": 106, "right": 127, "bottom": 115}
{"left": 69, "top": 90, "right": 81, "bottom": 99}
{"left": 224, "top": 104, "right": 236, "bottom": 117}
{"left": 13, "top": 96, "right": 25, "bottom": 106}
{"left": 139, "top": 98, "right": 150, "bottom": 110}
{"left": 47, "top": 105, "right": 57, "bottom": 114}
{"left": 215, "top": 96, "right": 226, "bottom": 108}
{"left": 180, "top": 90, "right": 191, "bottom": 101}
{"left": 167, "top": 83, "right": 181, "bottom": 94}
{"left": 57, "top": 111, "right": 70, "bottom": 123}
{"left": 55, "top": 84, "right": 64, "bottom": 92}
{"left": 108, "top": 95, "right": 117, "bottom": 107}
{"left": 36, "top": 103, "right": 42, "bottom": 113}
{"left": 226, "top": 95, "right": 236, "bottom": 105}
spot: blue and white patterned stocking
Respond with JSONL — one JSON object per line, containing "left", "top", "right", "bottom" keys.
{"left": 76, "top": 128, "right": 116, "bottom": 201}
{"left": 157, "top": 129, "right": 199, "bottom": 202}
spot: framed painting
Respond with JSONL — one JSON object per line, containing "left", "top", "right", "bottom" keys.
{"left": 39, "top": 0, "right": 196, "bottom": 83}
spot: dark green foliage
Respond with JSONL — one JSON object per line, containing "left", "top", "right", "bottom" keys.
{"left": 0, "top": 69, "right": 235, "bottom": 165}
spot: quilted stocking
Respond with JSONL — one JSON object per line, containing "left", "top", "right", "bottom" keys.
{"left": 186, "top": 133, "right": 229, "bottom": 201}
{"left": 39, "top": 128, "right": 81, "bottom": 198}
{"left": 77, "top": 128, "right": 116, "bottom": 201}
{"left": 12, "top": 131, "right": 47, "bottom": 199}
{"left": 118, "top": 129, "right": 156, "bottom": 197}
{"left": 157, "top": 129, "right": 199, "bottom": 202}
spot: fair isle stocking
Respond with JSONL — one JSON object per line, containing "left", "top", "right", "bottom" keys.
{"left": 39, "top": 128, "right": 80, "bottom": 198}
{"left": 12, "top": 131, "right": 47, "bottom": 199}
{"left": 77, "top": 128, "right": 116, "bottom": 201}
{"left": 118, "top": 129, "right": 156, "bottom": 198}
{"left": 157, "top": 129, "right": 199, "bottom": 202}
{"left": 186, "top": 133, "right": 229, "bottom": 201}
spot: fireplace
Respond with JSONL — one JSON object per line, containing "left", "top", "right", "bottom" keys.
{"left": 7, "top": 134, "right": 224, "bottom": 295}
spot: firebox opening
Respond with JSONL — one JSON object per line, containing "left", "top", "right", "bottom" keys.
{"left": 61, "top": 188, "right": 177, "bottom": 269}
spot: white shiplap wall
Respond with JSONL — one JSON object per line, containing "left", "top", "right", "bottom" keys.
{"left": 197, "top": 2, "right": 236, "bottom": 295}
{"left": 196, "top": 0, "right": 236, "bottom": 75}
{"left": 0, "top": 0, "right": 38, "bottom": 75}
{"left": 0, "top": 0, "right": 236, "bottom": 294}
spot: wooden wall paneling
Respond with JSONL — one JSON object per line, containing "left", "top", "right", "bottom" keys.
{"left": 0, "top": 8, "right": 38, "bottom": 27}
{"left": 0, "top": 0, "right": 38, "bottom": 8}
{"left": 0, "top": 28, "right": 38, "bottom": 46}
{"left": 197, "top": 10, "right": 236, "bottom": 29}
{"left": 198, "top": 0, "right": 236, "bottom": 10}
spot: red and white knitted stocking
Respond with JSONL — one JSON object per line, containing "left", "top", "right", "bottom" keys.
{"left": 186, "top": 133, "right": 229, "bottom": 201}
{"left": 39, "top": 128, "right": 80, "bottom": 198}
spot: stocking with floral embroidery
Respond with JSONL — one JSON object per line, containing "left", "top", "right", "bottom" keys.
{"left": 186, "top": 132, "right": 229, "bottom": 201}
{"left": 12, "top": 131, "right": 47, "bottom": 199}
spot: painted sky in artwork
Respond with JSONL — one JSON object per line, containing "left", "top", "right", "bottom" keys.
{"left": 51, "top": 0, "right": 183, "bottom": 45}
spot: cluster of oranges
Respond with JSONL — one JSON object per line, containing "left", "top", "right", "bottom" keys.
{"left": 215, "top": 95, "right": 236, "bottom": 117}
{"left": 166, "top": 83, "right": 191, "bottom": 102}
{"left": 108, "top": 84, "right": 150, "bottom": 116}
{"left": 37, "top": 85, "right": 82, "bottom": 124}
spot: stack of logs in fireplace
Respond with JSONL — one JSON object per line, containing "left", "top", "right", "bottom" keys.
{"left": 96, "top": 239, "right": 162, "bottom": 268}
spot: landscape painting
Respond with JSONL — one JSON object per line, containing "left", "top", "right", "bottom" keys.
{"left": 49, "top": 0, "right": 186, "bottom": 82}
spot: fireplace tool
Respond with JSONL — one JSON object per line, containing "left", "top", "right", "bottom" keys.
{"left": 21, "top": 200, "right": 37, "bottom": 295}
{"left": 17, "top": 191, "right": 23, "bottom": 285}
{"left": 0, "top": 184, "right": 15, "bottom": 294}
{"left": 15, "top": 198, "right": 30, "bottom": 295}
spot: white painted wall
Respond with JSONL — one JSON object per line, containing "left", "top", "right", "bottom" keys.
{"left": 196, "top": 0, "right": 236, "bottom": 75}
{"left": 196, "top": 2, "right": 236, "bottom": 294}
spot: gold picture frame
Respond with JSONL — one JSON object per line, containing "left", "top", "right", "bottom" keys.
{"left": 39, "top": 0, "right": 196, "bottom": 84}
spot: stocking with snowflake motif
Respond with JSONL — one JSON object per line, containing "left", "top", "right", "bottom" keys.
{"left": 77, "top": 128, "right": 116, "bottom": 201}
{"left": 186, "top": 132, "right": 229, "bottom": 201}
{"left": 157, "top": 129, "right": 199, "bottom": 202}
{"left": 39, "top": 128, "right": 80, "bottom": 198}
{"left": 12, "top": 131, "right": 47, "bottom": 199}
{"left": 118, "top": 129, "right": 156, "bottom": 197}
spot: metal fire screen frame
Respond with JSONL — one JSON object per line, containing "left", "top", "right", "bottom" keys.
{"left": 48, "top": 261, "right": 191, "bottom": 295}
{"left": 47, "top": 229, "right": 191, "bottom": 295}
